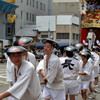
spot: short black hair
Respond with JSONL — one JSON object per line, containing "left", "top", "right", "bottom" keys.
{"left": 66, "top": 51, "right": 74, "bottom": 57}
{"left": 45, "top": 41, "right": 54, "bottom": 47}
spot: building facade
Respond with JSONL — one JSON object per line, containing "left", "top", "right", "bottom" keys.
{"left": 36, "top": 15, "right": 79, "bottom": 45}
{"left": 52, "top": 0, "right": 81, "bottom": 43}
{"left": 0, "top": 0, "right": 51, "bottom": 43}
{"left": 0, "top": 0, "right": 18, "bottom": 41}
{"left": 15, "top": 0, "right": 50, "bottom": 34}
{"left": 0, "top": 14, "right": 6, "bottom": 39}
{"left": 53, "top": 0, "right": 80, "bottom": 15}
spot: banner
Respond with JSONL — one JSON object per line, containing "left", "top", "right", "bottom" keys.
{"left": 81, "top": 11, "right": 100, "bottom": 28}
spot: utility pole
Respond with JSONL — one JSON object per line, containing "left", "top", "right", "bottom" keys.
{"left": 21, "top": 10, "right": 24, "bottom": 37}
{"left": 48, "top": 21, "right": 50, "bottom": 39}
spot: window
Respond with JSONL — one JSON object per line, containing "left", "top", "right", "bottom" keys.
{"left": 6, "top": 25, "right": 11, "bottom": 37}
{"left": 21, "top": 0, "right": 23, "bottom": 3}
{"left": 73, "top": 33, "right": 75, "bottom": 39}
{"left": 44, "top": 4, "right": 45, "bottom": 11}
{"left": 26, "top": 12, "right": 28, "bottom": 20}
{"left": 27, "top": 0, "right": 28, "bottom": 5}
{"left": 41, "top": 35, "right": 48, "bottom": 38}
{"left": 56, "top": 33, "right": 69, "bottom": 39}
{"left": 40, "top": 2, "right": 42, "bottom": 10}
{"left": 32, "top": 14, "right": 34, "bottom": 22}
{"left": 33, "top": 0, "right": 34, "bottom": 7}
{"left": 30, "top": 0, "right": 31, "bottom": 6}
{"left": 30, "top": 13, "right": 31, "bottom": 21}
{"left": 7, "top": 26, "right": 11, "bottom": 34}
{"left": 36, "top": 1, "right": 38, "bottom": 8}
{"left": 21, "top": 11, "right": 23, "bottom": 19}
{"left": 76, "top": 34, "right": 79, "bottom": 40}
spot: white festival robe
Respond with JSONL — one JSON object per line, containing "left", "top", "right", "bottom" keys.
{"left": 6, "top": 51, "right": 36, "bottom": 84}
{"left": 87, "top": 32, "right": 96, "bottom": 50}
{"left": 60, "top": 57, "right": 80, "bottom": 88}
{"left": 44, "top": 53, "right": 65, "bottom": 90}
{"left": 7, "top": 60, "right": 42, "bottom": 100}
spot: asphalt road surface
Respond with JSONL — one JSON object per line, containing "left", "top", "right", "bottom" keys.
{"left": 0, "top": 62, "right": 100, "bottom": 100}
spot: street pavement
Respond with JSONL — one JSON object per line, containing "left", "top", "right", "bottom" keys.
{"left": 0, "top": 62, "right": 9, "bottom": 100}
{"left": 0, "top": 62, "right": 100, "bottom": 100}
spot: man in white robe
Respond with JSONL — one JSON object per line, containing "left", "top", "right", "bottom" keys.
{"left": 41, "top": 39, "right": 65, "bottom": 100}
{"left": 6, "top": 37, "right": 36, "bottom": 100}
{"left": 60, "top": 46, "right": 80, "bottom": 100}
{"left": 6, "top": 37, "right": 36, "bottom": 85}
{"left": 91, "top": 46, "right": 99, "bottom": 89}
{"left": 87, "top": 29, "right": 96, "bottom": 50}
{"left": 0, "top": 46, "right": 42, "bottom": 100}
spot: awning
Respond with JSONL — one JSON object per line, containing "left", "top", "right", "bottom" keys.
{"left": 36, "top": 43, "right": 44, "bottom": 47}
{"left": 0, "top": 0, "right": 18, "bottom": 13}
{"left": 58, "top": 43, "right": 70, "bottom": 47}
{"left": 36, "top": 43, "right": 70, "bottom": 47}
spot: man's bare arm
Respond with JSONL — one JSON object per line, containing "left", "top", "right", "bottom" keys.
{"left": 0, "top": 91, "right": 11, "bottom": 100}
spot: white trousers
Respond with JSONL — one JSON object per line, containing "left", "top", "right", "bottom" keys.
{"left": 43, "top": 86, "right": 65, "bottom": 100}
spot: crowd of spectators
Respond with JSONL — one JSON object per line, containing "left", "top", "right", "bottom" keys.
{"left": 87, "top": 0, "right": 100, "bottom": 10}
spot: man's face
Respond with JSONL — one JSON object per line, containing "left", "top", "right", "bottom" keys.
{"left": 9, "top": 53, "right": 22, "bottom": 66}
{"left": 63, "top": 52, "right": 67, "bottom": 57}
{"left": 80, "top": 55, "right": 87, "bottom": 61}
{"left": 44, "top": 42, "right": 54, "bottom": 55}
{"left": 90, "top": 29, "right": 93, "bottom": 32}
{"left": 94, "top": 50, "right": 98, "bottom": 53}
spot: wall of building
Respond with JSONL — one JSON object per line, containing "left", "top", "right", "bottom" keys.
{"left": 36, "top": 15, "right": 79, "bottom": 44}
{"left": 52, "top": 0, "right": 80, "bottom": 43}
{"left": 48, "top": 0, "right": 53, "bottom": 15}
{"left": 36, "top": 16, "right": 56, "bottom": 31}
{"left": 53, "top": 1, "right": 79, "bottom": 15}
{"left": 0, "top": 14, "right": 6, "bottom": 39}
{"left": 53, "top": 0, "right": 79, "bottom": 2}
{"left": 15, "top": 0, "right": 49, "bottom": 34}
{"left": 55, "top": 25, "right": 79, "bottom": 43}
{"left": 56, "top": 25, "right": 70, "bottom": 33}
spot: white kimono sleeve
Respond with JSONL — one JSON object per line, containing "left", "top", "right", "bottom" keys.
{"left": 7, "top": 68, "right": 32, "bottom": 100}
{"left": 4, "top": 52, "right": 8, "bottom": 59}
{"left": 6, "top": 58, "right": 14, "bottom": 83}
{"left": 36, "top": 60, "right": 44, "bottom": 73}
{"left": 93, "top": 56, "right": 99, "bottom": 68}
{"left": 84, "top": 63, "right": 92, "bottom": 76}
{"left": 28, "top": 52, "right": 36, "bottom": 67}
{"left": 46, "top": 60, "right": 59, "bottom": 83}
{"left": 87, "top": 32, "right": 90, "bottom": 39}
